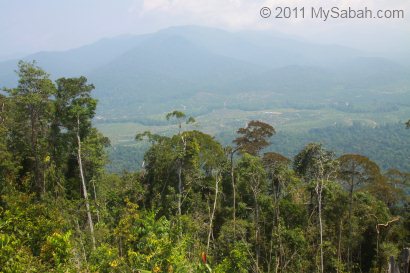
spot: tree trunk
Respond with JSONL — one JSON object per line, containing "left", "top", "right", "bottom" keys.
{"left": 317, "top": 179, "right": 324, "bottom": 273}
{"left": 30, "top": 109, "right": 43, "bottom": 196}
{"left": 177, "top": 164, "right": 182, "bottom": 216}
{"left": 347, "top": 183, "right": 354, "bottom": 272}
{"left": 74, "top": 218, "right": 88, "bottom": 266}
{"left": 206, "top": 172, "right": 220, "bottom": 254}
{"left": 0, "top": 101, "right": 4, "bottom": 124}
{"left": 230, "top": 151, "right": 236, "bottom": 236}
{"left": 347, "top": 169, "right": 355, "bottom": 272}
{"left": 256, "top": 202, "right": 260, "bottom": 273}
{"left": 91, "top": 179, "right": 100, "bottom": 223}
{"left": 77, "top": 116, "right": 96, "bottom": 250}
{"left": 337, "top": 218, "right": 343, "bottom": 273}
{"left": 252, "top": 181, "right": 261, "bottom": 273}
{"left": 177, "top": 135, "right": 186, "bottom": 217}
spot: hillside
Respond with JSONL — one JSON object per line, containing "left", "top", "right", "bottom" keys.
{"left": 1, "top": 25, "right": 409, "bottom": 121}
{"left": 1, "top": 61, "right": 409, "bottom": 272}
{"left": 2, "top": 26, "right": 410, "bottom": 175}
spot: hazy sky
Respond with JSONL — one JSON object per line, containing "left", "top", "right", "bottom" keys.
{"left": 1, "top": 0, "right": 409, "bottom": 60}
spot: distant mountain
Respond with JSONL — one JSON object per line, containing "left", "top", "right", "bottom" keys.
{"left": 1, "top": 25, "right": 409, "bottom": 119}
{"left": 0, "top": 34, "right": 150, "bottom": 86}
{"left": 154, "top": 26, "right": 365, "bottom": 68}
{"left": 90, "top": 35, "right": 266, "bottom": 100}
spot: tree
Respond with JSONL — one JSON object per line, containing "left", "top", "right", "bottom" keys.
{"left": 186, "top": 131, "right": 226, "bottom": 255}
{"left": 338, "top": 154, "right": 381, "bottom": 271}
{"left": 367, "top": 169, "right": 409, "bottom": 209}
{"left": 136, "top": 128, "right": 225, "bottom": 217}
{"left": 237, "top": 154, "right": 267, "bottom": 272}
{"left": 262, "top": 152, "right": 291, "bottom": 272}
{"left": 231, "top": 120, "right": 275, "bottom": 237}
{"left": 383, "top": 169, "right": 410, "bottom": 188}
{"left": 165, "top": 110, "right": 195, "bottom": 134}
{"left": 233, "top": 120, "right": 275, "bottom": 156}
{"left": 6, "top": 61, "right": 56, "bottom": 196}
{"left": 0, "top": 94, "right": 18, "bottom": 192}
{"left": 3, "top": 62, "right": 410, "bottom": 272}
{"left": 294, "top": 143, "right": 338, "bottom": 273}
{"left": 226, "top": 145, "right": 240, "bottom": 237}
{"left": 262, "top": 152, "right": 291, "bottom": 200}
{"left": 164, "top": 111, "right": 196, "bottom": 216}
{"left": 55, "top": 77, "right": 98, "bottom": 250}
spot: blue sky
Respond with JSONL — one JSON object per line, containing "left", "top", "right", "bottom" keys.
{"left": 0, "top": 0, "right": 409, "bottom": 60}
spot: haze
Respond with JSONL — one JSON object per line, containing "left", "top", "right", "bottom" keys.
{"left": 1, "top": 0, "right": 409, "bottom": 61}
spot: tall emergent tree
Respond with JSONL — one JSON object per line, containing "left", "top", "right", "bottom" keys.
{"left": 55, "top": 77, "right": 99, "bottom": 249}
{"left": 237, "top": 153, "right": 267, "bottom": 273}
{"left": 294, "top": 143, "right": 338, "bottom": 273}
{"left": 232, "top": 120, "right": 275, "bottom": 236}
{"left": 262, "top": 152, "right": 291, "bottom": 272}
{"left": 6, "top": 61, "right": 56, "bottom": 196}
{"left": 234, "top": 120, "right": 275, "bottom": 156}
{"left": 165, "top": 111, "right": 195, "bottom": 216}
{"left": 166, "top": 110, "right": 195, "bottom": 134}
{"left": 338, "top": 154, "right": 381, "bottom": 271}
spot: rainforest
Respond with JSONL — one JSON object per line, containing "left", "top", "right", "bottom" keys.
{"left": 0, "top": 61, "right": 409, "bottom": 272}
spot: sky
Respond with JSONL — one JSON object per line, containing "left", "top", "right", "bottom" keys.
{"left": 0, "top": 0, "right": 409, "bottom": 60}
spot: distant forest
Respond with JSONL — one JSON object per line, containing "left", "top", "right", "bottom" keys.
{"left": 1, "top": 62, "right": 409, "bottom": 272}
{"left": 108, "top": 123, "right": 410, "bottom": 173}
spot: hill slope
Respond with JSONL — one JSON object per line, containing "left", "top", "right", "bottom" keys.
{"left": 1, "top": 25, "right": 409, "bottom": 120}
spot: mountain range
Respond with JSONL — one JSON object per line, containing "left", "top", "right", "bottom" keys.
{"left": 1, "top": 25, "right": 409, "bottom": 120}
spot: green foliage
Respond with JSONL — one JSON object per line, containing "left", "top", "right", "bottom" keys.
{"left": 165, "top": 110, "right": 196, "bottom": 133}
{"left": 268, "top": 123, "right": 410, "bottom": 172}
{"left": 236, "top": 153, "right": 267, "bottom": 206}
{"left": 54, "top": 76, "right": 97, "bottom": 141}
{"left": 109, "top": 122, "right": 410, "bottom": 173}
{"left": 115, "top": 200, "right": 195, "bottom": 272}
{"left": 0, "top": 95, "right": 18, "bottom": 192}
{"left": 1, "top": 63, "right": 409, "bottom": 272}
{"left": 89, "top": 244, "right": 123, "bottom": 273}
{"left": 5, "top": 61, "right": 56, "bottom": 195}
{"left": 166, "top": 110, "right": 186, "bottom": 121}
{"left": 40, "top": 231, "right": 72, "bottom": 269}
{"left": 215, "top": 242, "right": 251, "bottom": 273}
{"left": 338, "top": 154, "right": 381, "bottom": 190}
{"left": 0, "top": 192, "right": 72, "bottom": 272}
{"left": 234, "top": 120, "right": 275, "bottom": 156}
{"left": 0, "top": 233, "right": 42, "bottom": 273}
{"left": 294, "top": 143, "right": 338, "bottom": 182}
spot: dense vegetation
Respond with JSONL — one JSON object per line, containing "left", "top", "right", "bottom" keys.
{"left": 108, "top": 123, "right": 410, "bottom": 173}
{"left": 1, "top": 62, "right": 409, "bottom": 272}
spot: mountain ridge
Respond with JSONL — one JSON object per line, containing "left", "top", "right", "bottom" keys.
{"left": 1, "top": 25, "right": 409, "bottom": 120}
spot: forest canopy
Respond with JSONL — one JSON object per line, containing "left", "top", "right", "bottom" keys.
{"left": 0, "top": 61, "right": 409, "bottom": 272}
